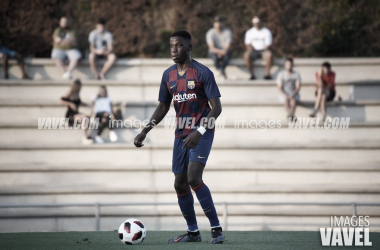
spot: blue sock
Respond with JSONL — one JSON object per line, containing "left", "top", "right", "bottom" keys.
{"left": 192, "top": 181, "right": 220, "bottom": 227}
{"left": 177, "top": 187, "right": 198, "bottom": 232}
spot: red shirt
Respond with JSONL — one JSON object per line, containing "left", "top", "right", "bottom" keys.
{"left": 315, "top": 71, "right": 336, "bottom": 91}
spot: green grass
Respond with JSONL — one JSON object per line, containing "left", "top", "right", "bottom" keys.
{"left": 0, "top": 231, "right": 379, "bottom": 250}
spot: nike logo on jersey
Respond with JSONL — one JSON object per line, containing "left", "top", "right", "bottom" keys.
{"left": 198, "top": 155, "right": 206, "bottom": 159}
{"left": 170, "top": 84, "right": 177, "bottom": 89}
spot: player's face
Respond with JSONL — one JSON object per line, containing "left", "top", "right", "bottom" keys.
{"left": 170, "top": 37, "right": 191, "bottom": 64}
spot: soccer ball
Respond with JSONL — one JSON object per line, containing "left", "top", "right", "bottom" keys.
{"left": 118, "top": 218, "right": 147, "bottom": 245}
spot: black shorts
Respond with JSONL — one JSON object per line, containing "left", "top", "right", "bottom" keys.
{"left": 315, "top": 89, "right": 336, "bottom": 102}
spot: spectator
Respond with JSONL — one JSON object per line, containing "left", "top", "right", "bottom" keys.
{"left": 310, "top": 62, "right": 336, "bottom": 121}
{"left": 0, "top": 38, "right": 29, "bottom": 79}
{"left": 244, "top": 16, "right": 273, "bottom": 80}
{"left": 277, "top": 58, "right": 301, "bottom": 120}
{"left": 60, "top": 79, "right": 92, "bottom": 145}
{"left": 88, "top": 18, "right": 116, "bottom": 80}
{"left": 90, "top": 86, "right": 118, "bottom": 143}
{"left": 206, "top": 16, "right": 232, "bottom": 79}
{"left": 52, "top": 17, "right": 82, "bottom": 80}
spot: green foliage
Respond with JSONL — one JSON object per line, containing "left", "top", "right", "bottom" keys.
{"left": 0, "top": 0, "right": 378, "bottom": 58}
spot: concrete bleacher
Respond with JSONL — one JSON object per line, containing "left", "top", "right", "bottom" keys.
{"left": 0, "top": 58, "right": 380, "bottom": 232}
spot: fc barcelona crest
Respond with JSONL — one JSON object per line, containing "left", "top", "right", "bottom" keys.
{"left": 187, "top": 80, "right": 195, "bottom": 89}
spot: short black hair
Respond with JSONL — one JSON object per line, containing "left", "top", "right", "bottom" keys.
{"left": 285, "top": 57, "right": 293, "bottom": 64}
{"left": 98, "top": 18, "right": 106, "bottom": 25}
{"left": 171, "top": 30, "right": 191, "bottom": 40}
{"left": 322, "top": 61, "right": 331, "bottom": 69}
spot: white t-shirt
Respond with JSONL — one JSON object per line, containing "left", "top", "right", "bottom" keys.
{"left": 92, "top": 96, "right": 112, "bottom": 114}
{"left": 88, "top": 30, "right": 113, "bottom": 51}
{"left": 244, "top": 27, "right": 272, "bottom": 51}
{"left": 276, "top": 70, "right": 302, "bottom": 96}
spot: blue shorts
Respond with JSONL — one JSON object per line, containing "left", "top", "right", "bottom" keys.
{"left": 172, "top": 130, "right": 214, "bottom": 174}
{"left": 0, "top": 46, "right": 16, "bottom": 57}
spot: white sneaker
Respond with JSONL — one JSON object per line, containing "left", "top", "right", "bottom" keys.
{"left": 62, "top": 72, "right": 72, "bottom": 79}
{"left": 95, "top": 136, "right": 104, "bottom": 144}
{"left": 109, "top": 130, "right": 118, "bottom": 142}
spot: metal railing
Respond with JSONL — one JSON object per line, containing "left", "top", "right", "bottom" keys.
{"left": 1, "top": 202, "right": 380, "bottom": 231}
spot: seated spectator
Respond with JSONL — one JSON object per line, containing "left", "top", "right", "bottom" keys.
{"left": 90, "top": 86, "right": 118, "bottom": 143}
{"left": 277, "top": 58, "right": 301, "bottom": 120}
{"left": 60, "top": 79, "right": 92, "bottom": 145}
{"left": 244, "top": 16, "right": 273, "bottom": 80}
{"left": 52, "top": 17, "right": 82, "bottom": 79}
{"left": 0, "top": 38, "right": 29, "bottom": 79}
{"left": 310, "top": 62, "right": 336, "bottom": 121}
{"left": 88, "top": 18, "right": 116, "bottom": 80}
{"left": 206, "top": 16, "right": 232, "bottom": 79}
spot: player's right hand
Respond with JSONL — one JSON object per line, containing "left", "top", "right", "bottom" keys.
{"left": 134, "top": 133, "right": 146, "bottom": 147}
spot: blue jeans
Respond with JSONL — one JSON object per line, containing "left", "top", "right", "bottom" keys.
{"left": 208, "top": 51, "right": 231, "bottom": 72}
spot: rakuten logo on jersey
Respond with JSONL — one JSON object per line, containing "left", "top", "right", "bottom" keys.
{"left": 173, "top": 93, "right": 197, "bottom": 103}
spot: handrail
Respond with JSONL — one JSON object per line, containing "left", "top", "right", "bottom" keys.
{"left": 1, "top": 202, "right": 379, "bottom": 231}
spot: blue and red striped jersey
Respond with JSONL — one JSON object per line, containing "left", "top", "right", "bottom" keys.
{"left": 158, "top": 59, "right": 221, "bottom": 138}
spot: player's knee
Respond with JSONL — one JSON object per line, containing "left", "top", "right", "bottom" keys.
{"left": 187, "top": 175, "right": 202, "bottom": 188}
{"left": 174, "top": 181, "right": 188, "bottom": 193}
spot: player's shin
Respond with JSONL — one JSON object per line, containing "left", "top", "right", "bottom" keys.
{"left": 177, "top": 187, "right": 198, "bottom": 232}
{"left": 192, "top": 181, "right": 220, "bottom": 227}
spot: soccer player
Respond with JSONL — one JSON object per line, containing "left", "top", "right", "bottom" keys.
{"left": 134, "top": 30, "right": 225, "bottom": 244}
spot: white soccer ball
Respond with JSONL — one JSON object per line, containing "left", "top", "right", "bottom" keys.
{"left": 118, "top": 218, "right": 147, "bottom": 245}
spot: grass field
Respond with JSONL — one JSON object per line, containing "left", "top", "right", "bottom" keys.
{"left": 0, "top": 231, "right": 379, "bottom": 250}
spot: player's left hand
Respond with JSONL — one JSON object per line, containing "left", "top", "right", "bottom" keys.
{"left": 183, "top": 131, "right": 202, "bottom": 149}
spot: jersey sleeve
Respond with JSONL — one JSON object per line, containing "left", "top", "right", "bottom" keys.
{"left": 158, "top": 71, "right": 172, "bottom": 103}
{"left": 200, "top": 69, "right": 221, "bottom": 100}
{"left": 88, "top": 31, "right": 95, "bottom": 44}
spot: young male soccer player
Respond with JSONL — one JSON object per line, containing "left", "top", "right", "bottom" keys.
{"left": 134, "top": 30, "right": 224, "bottom": 244}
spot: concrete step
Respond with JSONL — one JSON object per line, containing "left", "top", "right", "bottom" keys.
{"left": 0, "top": 168, "right": 379, "bottom": 189}
{"left": 1, "top": 204, "right": 379, "bottom": 218}
{"left": 3, "top": 215, "right": 380, "bottom": 232}
{"left": 1, "top": 147, "right": 379, "bottom": 168}
{"left": 2, "top": 192, "right": 379, "bottom": 206}
{"left": 1, "top": 127, "right": 380, "bottom": 147}
{"left": 1, "top": 101, "right": 379, "bottom": 127}
{"left": 1, "top": 80, "right": 380, "bottom": 105}
{"left": 3, "top": 58, "right": 380, "bottom": 83}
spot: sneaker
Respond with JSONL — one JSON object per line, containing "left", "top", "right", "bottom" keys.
{"left": 109, "top": 130, "right": 118, "bottom": 142}
{"left": 264, "top": 75, "right": 272, "bottom": 80}
{"left": 211, "top": 227, "right": 225, "bottom": 244}
{"left": 249, "top": 75, "right": 256, "bottom": 80}
{"left": 62, "top": 72, "right": 72, "bottom": 79}
{"left": 94, "top": 136, "right": 104, "bottom": 144}
{"left": 168, "top": 231, "right": 201, "bottom": 243}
